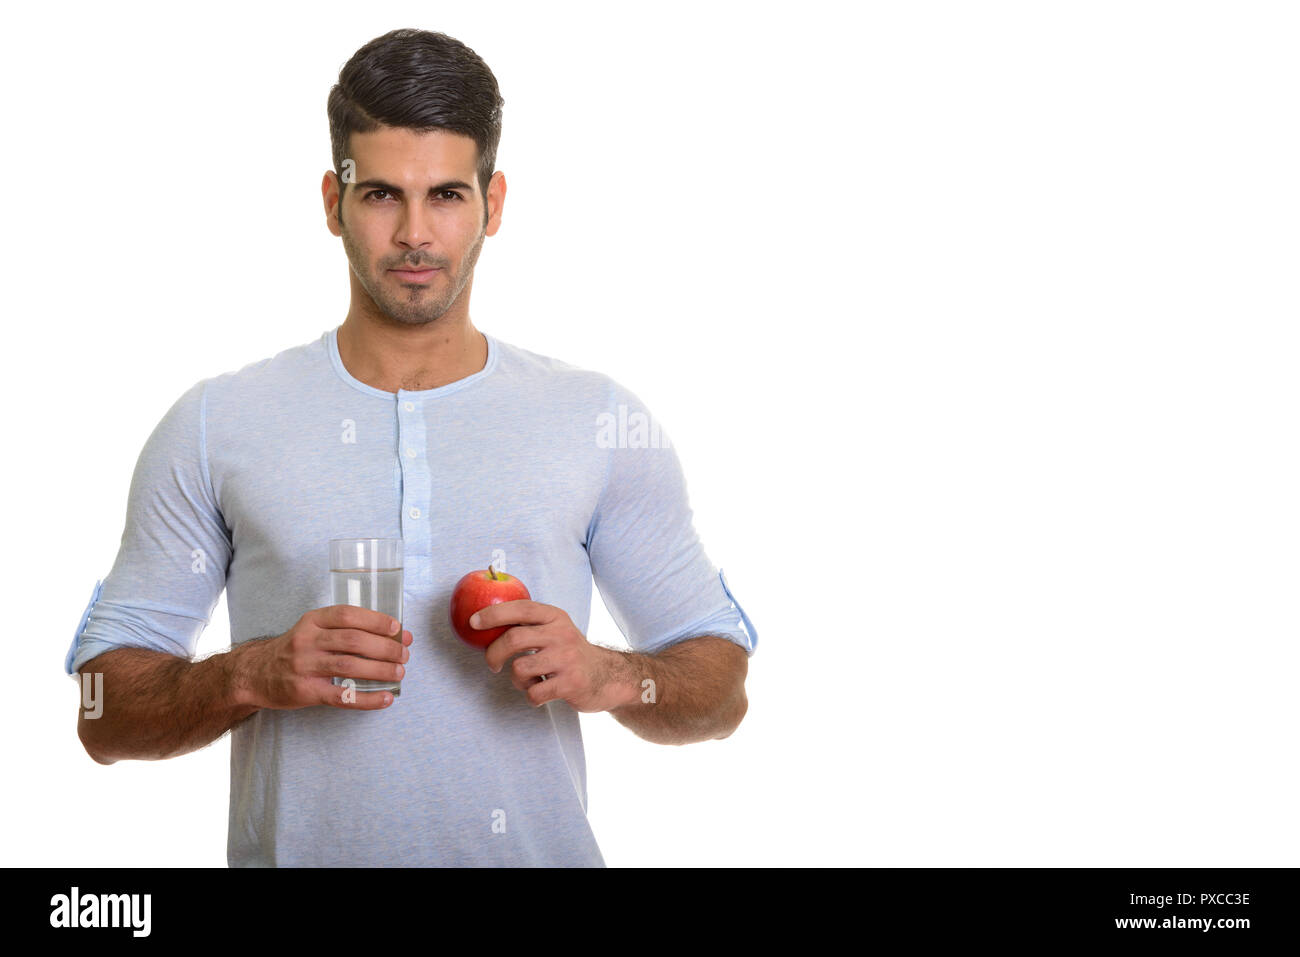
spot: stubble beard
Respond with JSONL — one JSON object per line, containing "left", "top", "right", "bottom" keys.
{"left": 341, "top": 221, "right": 486, "bottom": 327}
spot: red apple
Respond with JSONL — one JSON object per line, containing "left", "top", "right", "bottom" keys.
{"left": 449, "top": 566, "right": 531, "bottom": 648}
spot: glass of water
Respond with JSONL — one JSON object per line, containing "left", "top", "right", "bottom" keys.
{"left": 329, "top": 538, "right": 404, "bottom": 696}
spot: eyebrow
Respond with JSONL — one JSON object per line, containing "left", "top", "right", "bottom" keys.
{"left": 352, "top": 178, "right": 475, "bottom": 195}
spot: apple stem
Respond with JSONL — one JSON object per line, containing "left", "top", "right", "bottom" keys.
{"left": 488, "top": 566, "right": 498, "bottom": 581}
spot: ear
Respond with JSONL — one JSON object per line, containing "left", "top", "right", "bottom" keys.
{"left": 323, "top": 170, "right": 343, "bottom": 236}
{"left": 484, "top": 170, "right": 507, "bottom": 237}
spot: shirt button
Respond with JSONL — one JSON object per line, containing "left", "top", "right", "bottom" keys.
{"left": 406, "top": 447, "right": 417, "bottom": 458}
{"left": 409, "top": 507, "right": 421, "bottom": 519}
{"left": 403, "top": 402, "right": 414, "bottom": 412}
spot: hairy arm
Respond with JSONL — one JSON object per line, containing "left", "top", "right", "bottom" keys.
{"left": 75, "top": 606, "right": 415, "bottom": 764}
{"left": 75, "top": 644, "right": 259, "bottom": 765}
{"left": 604, "top": 636, "right": 749, "bottom": 746}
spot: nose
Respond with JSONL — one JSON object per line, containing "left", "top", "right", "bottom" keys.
{"left": 394, "top": 198, "right": 435, "bottom": 251}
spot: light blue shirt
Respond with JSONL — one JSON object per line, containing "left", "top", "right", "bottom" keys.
{"left": 66, "top": 326, "right": 757, "bottom": 866}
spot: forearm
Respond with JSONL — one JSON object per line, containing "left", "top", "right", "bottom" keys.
{"left": 605, "top": 636, "right": 749, "bottom": 746}
{"left": 76, "top": 644, "right": 259, "bottom": 764}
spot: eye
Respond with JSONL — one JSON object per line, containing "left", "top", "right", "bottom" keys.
{"left": 364, "top": 189, "right": 393, "bottom": 202}
{"left": 438, "top": 190, "right": 463, "bottom": 201}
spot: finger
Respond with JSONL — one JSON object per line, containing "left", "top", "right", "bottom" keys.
{"left": 326, "top": 681, "right": 395, "bottom": 711}
{"left": 319, "top": 628, "right": 410, "bottom": 662}
{"left": 526, "top": 674, "right": 565, "bottom": 708}
{"left": 470, "top": 599, "right": 552, "bottom": 633}
{"left": 509, "top": 652, "right": 554, "bottom": 691}
{"left": 484, "top": 625, "right": 550, "bottom": 674}
{"left": 322, "top": 604, "right": 402, "bottom": 639}
{"left": 315, "top": 651, "right": 406, "bottom": 685}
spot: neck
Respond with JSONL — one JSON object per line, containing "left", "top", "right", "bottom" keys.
{"left": 336, "top": 312, "right": 487, "bottom": 394}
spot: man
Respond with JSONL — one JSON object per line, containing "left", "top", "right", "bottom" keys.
{"left": 66, "top": 28, "right": 757, "bottom": 867}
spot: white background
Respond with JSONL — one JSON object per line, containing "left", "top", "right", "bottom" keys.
{"left": 2, "top": 1, "right": 1296, "bottom": 867}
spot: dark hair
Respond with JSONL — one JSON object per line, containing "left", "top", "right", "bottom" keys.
{"left": 327, "top": 29, "right": 504, "bottom": 226}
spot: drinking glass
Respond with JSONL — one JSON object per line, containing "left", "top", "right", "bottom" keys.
{"left": 329, "top": 538, "right": 404, "bottom": 696}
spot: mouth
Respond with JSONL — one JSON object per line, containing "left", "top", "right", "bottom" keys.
{"left": 389, "top": 267, "right": 441, "bottom": 283}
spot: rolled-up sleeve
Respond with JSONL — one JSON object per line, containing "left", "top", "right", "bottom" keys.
{"left": 65, "top": 379, "right": 232, "bottom": 675}
{"left": 584, "top": 380, "right": 757, "bottom": 657}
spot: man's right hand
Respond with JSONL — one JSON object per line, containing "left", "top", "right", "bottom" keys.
{"left": 233, "top": 605, "right": 411, "bottom": 711}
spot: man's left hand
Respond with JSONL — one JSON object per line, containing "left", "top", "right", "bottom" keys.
{"left": 477, "top": 601, "right": 636, "bottom": 712}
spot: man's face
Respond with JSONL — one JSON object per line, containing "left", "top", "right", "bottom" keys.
{"left": 327, "top": 126, "right": 500, "bottom": 326}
